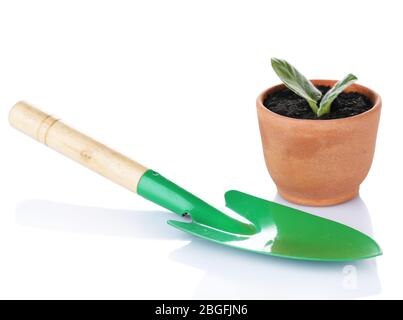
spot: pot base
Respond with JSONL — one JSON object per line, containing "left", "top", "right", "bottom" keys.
{"left": 277, "top": 187, "right": 359, "bottom": 207}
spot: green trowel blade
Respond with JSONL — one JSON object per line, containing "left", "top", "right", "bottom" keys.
{"left": 138, "top": 171, "right": 382, "bottom": 262}
{"left": 168, "top": 190, "right": 382, "bottom": 262}
{"left": 168, "top": 190, "right": 382, "bottom": 261}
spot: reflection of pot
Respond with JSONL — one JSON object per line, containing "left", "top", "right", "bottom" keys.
{"left": 256, "top": 80, "right": 381, "bottom": 206}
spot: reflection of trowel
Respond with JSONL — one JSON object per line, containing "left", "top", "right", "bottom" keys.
{"left": 170, "top": 241, "right": 381, "bottom": 299}
{"left": 15, "top": 200, "right": 381, "bottom": 299}
{"left": 9, "top": 102, "right": 382, "bottom": 262}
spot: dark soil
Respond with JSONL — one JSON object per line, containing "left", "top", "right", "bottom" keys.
{"left": 263, "top": 86, "right": 373, "bottom": 120}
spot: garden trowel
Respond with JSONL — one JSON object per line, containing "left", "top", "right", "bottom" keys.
{"left": 9, "top": 102, "right": 382, "bottom": 262}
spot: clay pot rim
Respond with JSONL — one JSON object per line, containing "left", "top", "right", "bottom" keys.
{"left": 256, "top": 79, "right": 381, "bottom": 123}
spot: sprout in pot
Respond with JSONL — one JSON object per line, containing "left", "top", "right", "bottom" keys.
{"left": 265, "top": 58, "right": 373, "bottom": 119}
{"left": 256, "top": 59, "right": 381, "bottom": 206}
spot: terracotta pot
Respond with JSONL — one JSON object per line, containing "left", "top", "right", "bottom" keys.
{"left": 256, "top": 80, "right": 381, "bottom": 206}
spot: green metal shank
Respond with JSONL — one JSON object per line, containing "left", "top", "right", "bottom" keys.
{"left": 137, "top": 170, "right": 256, "bottom": 235}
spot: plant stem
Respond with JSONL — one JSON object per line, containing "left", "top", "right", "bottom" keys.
{"left": 308, "top": 100, "right": 319, "bottom": 116}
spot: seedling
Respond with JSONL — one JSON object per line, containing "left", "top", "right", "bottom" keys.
{"left": 271, "top": 58, "right": 357, "bottom": 117}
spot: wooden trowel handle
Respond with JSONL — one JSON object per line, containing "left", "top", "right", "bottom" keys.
{"left": 9, "top": 101, "right": 148, "bottom": 193}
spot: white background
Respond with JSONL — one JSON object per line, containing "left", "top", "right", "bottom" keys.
{"left": 0, "top": 0, "right": 402, "bottom": 299}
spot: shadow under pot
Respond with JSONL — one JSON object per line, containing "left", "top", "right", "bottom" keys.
{"left": 256, "top": 80, "right": 381, "bottom": 206}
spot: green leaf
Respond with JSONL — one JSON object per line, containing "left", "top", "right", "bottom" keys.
{"left": 317, "top": 74, "right": 358, "bottom": 117}
{"left": 271, "top": 58, "right": 322, "bottom": 114}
